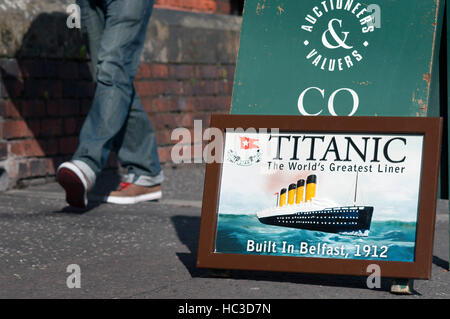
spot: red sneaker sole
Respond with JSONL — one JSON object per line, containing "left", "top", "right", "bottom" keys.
{"left": 57, "top": 167, "right": 87, "bottom": 208}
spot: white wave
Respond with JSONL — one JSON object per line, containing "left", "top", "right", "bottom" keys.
{"left": 339, "top": 230, "right": 370, "bottom": 237}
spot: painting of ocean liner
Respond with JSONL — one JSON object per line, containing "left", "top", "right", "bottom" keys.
{"left": 257, "top": 174, "right": 374, "bottom": 237}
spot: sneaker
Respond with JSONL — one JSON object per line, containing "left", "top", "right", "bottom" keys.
{"left": 57, "top": 162, "right": 91, "bottom": 208}
{"left": 104, "top": 182, "right": 162, "bottom": 205}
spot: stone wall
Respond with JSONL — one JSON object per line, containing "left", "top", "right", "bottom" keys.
{"left": 0, "top": 1, "right": 241, "bottom": 190}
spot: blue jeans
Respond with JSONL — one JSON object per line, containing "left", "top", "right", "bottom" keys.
{"left": 73, "top": 0, "right": 163, "bottom": 187}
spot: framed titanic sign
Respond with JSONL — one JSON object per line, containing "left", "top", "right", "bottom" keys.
{"left": 197, "top": 115, "right": 442, "bottom": 279}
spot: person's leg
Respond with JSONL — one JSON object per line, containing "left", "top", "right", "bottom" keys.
{"left": 98, "top": 0, "right": 164, "bottom": 203}
{"left": 104, "top": 88, "right": 163, "bottom": 204}
{"left": 57, "top": 0, "right": 105, "bottom": 208}
{"left": 115, "top": 88, "right": 163, "bottom": 186}
{"left": 59, "top": 0, "right": 157, "bottom": 207}
{"left": 107, "top": 0, "right": 162, "bottom": 188}
{"left": 72, "top": 0, "right": 155, "bottom": 179}
{"left": 78, "top": 0, "right": 105, "bottom": 77}
{"left": 75, "top": 0, "right": 162, "bottom": 186}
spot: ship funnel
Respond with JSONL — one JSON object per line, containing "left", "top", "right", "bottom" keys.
{"left": 288, "top": 184, "right": 296, "bottom": 205}
{"left": 279, "top": 188, "right": 287, "bottom": 207}
{"left": 296, "top": 179, "right": 305, "bottom": 204}
{"left": 305, "top": 174, "right": 317, "bottom": 202}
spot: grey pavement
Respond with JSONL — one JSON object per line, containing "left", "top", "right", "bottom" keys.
{"left": 0, "top": 164, "right": 448, "bottom": 299}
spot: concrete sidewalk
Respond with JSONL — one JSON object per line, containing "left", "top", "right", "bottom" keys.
{"left": 0, "top": 165, "right": 448, "bottom": 299}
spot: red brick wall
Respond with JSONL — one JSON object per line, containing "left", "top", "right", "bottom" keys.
{"left": 155, "top": 0, "right": 231, "bottom": 14}
{"left": 0, "top": 58, "right": 234, "bottom": 185}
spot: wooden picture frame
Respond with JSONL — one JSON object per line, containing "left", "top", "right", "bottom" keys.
{"left": 197, "top": 115, "right": 442, "bottom": 279}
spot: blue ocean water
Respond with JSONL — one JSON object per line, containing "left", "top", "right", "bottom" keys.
{"left": 215, "top": 214, "right": 417, "bottom": 262}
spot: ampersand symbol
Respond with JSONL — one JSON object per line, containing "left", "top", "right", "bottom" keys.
{"left": 322, "top": 19, "right": 353, "bottom": 50}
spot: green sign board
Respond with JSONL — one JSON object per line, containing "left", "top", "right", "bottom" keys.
{"left": 230, "top": 0, "right": 444, "bottom": 117}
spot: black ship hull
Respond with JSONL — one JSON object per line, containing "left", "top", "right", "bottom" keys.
{"left": 258, "top": 206, "right": 374, "bottom": 236}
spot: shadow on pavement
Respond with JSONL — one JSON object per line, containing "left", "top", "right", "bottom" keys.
{"left": 432, "top": 255, "right": 449, "bottom": 270}
{"left": 55, "top": 169, "right": 122, "bottom": 214}
{"left": 171, "top": 215, "right": 394, "bottom": 292}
